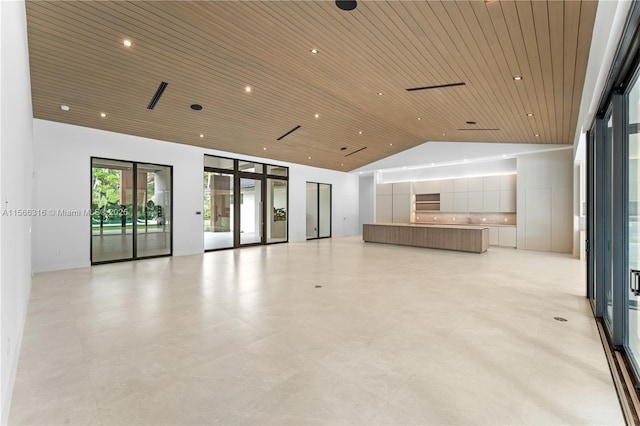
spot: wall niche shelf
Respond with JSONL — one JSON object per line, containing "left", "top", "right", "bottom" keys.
{"left": 415, "top": 193, "right": 440, "bottom": 211}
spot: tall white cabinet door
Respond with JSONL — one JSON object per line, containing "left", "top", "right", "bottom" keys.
{"left": 440, "top": 192, "right": 454, "bottom": 211}
{"left": 440, "top": 179, "right": 454, "bottom": 193}
{"left": 392, "top": 194, "right": 411, "bottom": 223}
{"left": 483, "top": 191, "right": 500, "bottom": 212}
{"left": 453, "top": 193, "right": 468, "bottom": 212}
{"left": 376, "top": 195, "right": 392, "bottom": 223}
{"left": 467, "top": 192, "right": 483, "bottom": 212}
{"left": 467, "top": 177, "right": 483, "bottom": 192}
{"left": 483, "top": 176, "right": 500, "bottom": 191}
{"left": 499, "top": 190, "right": 516, "bottom": 212}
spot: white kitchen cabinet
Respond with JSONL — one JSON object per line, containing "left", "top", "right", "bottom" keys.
{"left": 467, "top": 191, "right": 483, "bottom": 212}
{"left": 440, "top": 192, "right": 454, "bottom": 211}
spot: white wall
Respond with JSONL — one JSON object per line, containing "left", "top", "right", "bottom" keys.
{"left": 358, "top": 174, "right": 374, "bottom": 228}
{"left": 517, "top": 149, "right": 573, "bottom": 253}
{"left": 32, "top": 119, "right": 359, "bottom": 272}
{"left": 1, "top": 1, "right": 34, "bottom": 423}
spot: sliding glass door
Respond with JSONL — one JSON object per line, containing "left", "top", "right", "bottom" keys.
{"left": 240, "top": 177, "right": 262, "bottom": 245}
{"left": 91, "top": 159, "right": 134, "bottom": 262}
{"left": 204, "top": 171, "right": 234, "bottom": 250}
{"left": 628, "top": 72, "right": 640, "bottom": 371}
{"left": 203, "top": 155, "right": 288, "bottom": 250}
{"left": 306, "top": 182, "right": 331, "bottom": 240}
{"left": 91, "top": 158, "right": 172, "bottom": 264}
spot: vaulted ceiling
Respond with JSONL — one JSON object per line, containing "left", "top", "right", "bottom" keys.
{"left": 25, "top": 0, "right": 597, "bottom": 171}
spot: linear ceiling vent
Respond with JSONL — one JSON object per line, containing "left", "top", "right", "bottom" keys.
{"left": 147, "top": 81, "right": 169, "bottom": 110}
{"left": 276, "top": 125, "right": 301, "bottom": 141}
{"left": 457, "top": 128, "right": 500, "bottom": 131}
{"left": 406, "top": 82, "right": 466, "bottom": 92}
{"left": 345, "top": 146, "right": 367, "bottom": 157}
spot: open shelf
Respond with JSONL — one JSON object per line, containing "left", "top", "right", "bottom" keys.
{"left": 415, "top": 193, "right": 440, "bottom": 211}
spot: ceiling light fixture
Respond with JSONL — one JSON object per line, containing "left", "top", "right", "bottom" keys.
{"left": 358, "top": 131, "right": 363, "bottom": 135}
{"left": 526, "top": 113, "right": 534, "bottom": 117}
{"left": 389, "top": 143, "right": 393, "bottom": 146}
{"left": 377, "top": 92, "right": 384, "bottom": 96}
{"left": 60, "top": 105, "right": 69, "bottom": 111}
{"left": 308, "top": 156, "right": 312, "bottom": 160}
{"left": 263, "top": 147, "right": 267, "bottom": 150}
{"left": 513, "top": 76, "right": 523, "bottom": 81}
{"left": 100, "top": 112, "right": 107, "bottom": 118}
{"left": 123, "top": 39, "right": 132, "bottom": 47}
{"left": 336, "top": 0, "right": 357, "bottom": 11}
{"left": 310, "top": 48, "right": 319, "bottom": 54}
{"left": 199, "top": 134, "right": 204, "bottom": 138}
{"left": 534, "top": 133, "right": 540, "bottom": 137}
{"left": 315, "top": 113, "right": 320, "bottom": 118}
{"left": 417, "top": 117, "right": 421, "bottom": 120}
{"left": 245, "top": 86, "right": 252, "bottom": 93}
{"left": 441, "top": 133, "right": 446, "bottom": 136}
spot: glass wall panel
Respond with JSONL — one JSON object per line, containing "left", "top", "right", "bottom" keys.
{"left": 238, "top": 161, "right": 263, "bottom": 174}
{"left": 91, "top": 159, "right": 134, "bottom": 262}
{"left": 267, "top": 165, "right": 288, "bottom": 177}
{"left": 628, "top": 75, "right": 640, "bottom": 366}
{"left": 204, "top": 171, "right": 234, "bottom": 250}
{"left": 605, "top": 110, "right": 614, "bottom": 329}
{"left": 136, "top": 163, "right": 172, "bottom": 257}
{"left": 267, "top": 179, "right": 288, "bottom": 243}
{"left": 240, "top": 178, "right": 262, "bottom": 245}
{"left": 306, "top": 182, "right": 319, "bottom": 239}
{"left": 204, "top": 155, "right": 234, "bottom": 170}
{"left": 319, "top": 183, "right": 331, "bottom": 238}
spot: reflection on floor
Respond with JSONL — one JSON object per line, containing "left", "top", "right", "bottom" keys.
{"left": 91, "top": 230, "right": 171, "bottom": 262}
{"left": 10, "top": 237, "right": 623, "bottom": 425}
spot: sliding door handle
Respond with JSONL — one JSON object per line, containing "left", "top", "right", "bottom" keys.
{"left": 631, "top": 269, "right": 640, "bottom": 296}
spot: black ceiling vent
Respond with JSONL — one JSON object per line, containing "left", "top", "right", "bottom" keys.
{"left": 147, "top": 81, "right": 168, "bottom": 110}
{"left": 466, "top": 121, "right": 477, "bottom": 125}
{"left": 406, "top": 82, "right": 466, "bottom": 92}
{"left": 340, "top": 147, "right": 347, "bottom": 151}
{"left": 345, "top": 146, "right": 367, "bottom": 157}
{"left": 190, "top": 104, "right": 203, "bottom": 111}
{"left": 276, "top": 125, "right": 301, "bottom": 141}
{"left": 336, "top": 0, "right": 357, "bottom": 11}
{"left": 457, "top": 128, "right": 501, "bottom": 131}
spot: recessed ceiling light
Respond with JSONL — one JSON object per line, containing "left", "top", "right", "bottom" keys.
{"left": 245, "top": 86, "right": 252, "bottom": 93}
{"left": 377, "top": 92, "right": 384, "bottom": 96}
{"left": 123, "top": 39, "right": 132, "bottom": 47}
{"left": 315, "top": 113, "right": 320, "bottom": 118}
{"left": 534, "top": 133, "right": 540, "bottom": 137}
{"left": 190, "top": 104, "right": 203, "bottom": 111}
{"left": 60, "top": 105, "right": 70, "bottom": 111}
{"left": 263, "top": 147, "right": 267, "bottom": 150}
{"left": 308, "top": 156, "right": 311, "bottom": 160}
{"left": 358, "top": 131, "right": 363, "bottom": 135}
{"left": 199, "top": 134, "right": 204, "bottom": 138}
{"left": 417, "top": 117, "right": 421, "bottom": 120}
{"left": 526, "top": 113, "right": 534, "bottom": 117}
{"left": 341, "top": 163, "right": 344, "bottom": 166}
{"left": 431, "top": 163, "right": 435, "bottom": 166}
{"left": 310, "top": 48, "right": 319, "bottom": 54}
{"left": 513, "top": 76, "right": 523, "bottom": 81}
{"left": 502, "top": 154, "right": 507, "bottom": 158}
{"left": 441, "top": 133, "right": 446, "bottom": 136}
{"left": 389, "top": 143, "right": 393, "bottom": 146}
{"left": 100, "top": 112, "right": 107, "bottom": 118}
{"left": 464, "top": 159, "right": 469, "bottom": 162}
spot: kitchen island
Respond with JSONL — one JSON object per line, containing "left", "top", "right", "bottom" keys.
{"left": 363, "top": 223, "right": 489, "bottom": 253}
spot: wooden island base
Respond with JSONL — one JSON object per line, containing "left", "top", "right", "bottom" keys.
{"left": 363, "top": 223, "right": 489, "bottom": 254}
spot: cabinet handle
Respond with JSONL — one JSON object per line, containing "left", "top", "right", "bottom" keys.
{"left": 631, "top": 269, "right": 640, "bottom": 296}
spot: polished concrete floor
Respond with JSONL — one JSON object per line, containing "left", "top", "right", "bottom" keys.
{"left": 10, "top": 237, "right": 623, "bottom": 425}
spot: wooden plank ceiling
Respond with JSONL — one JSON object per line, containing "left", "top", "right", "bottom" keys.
{"left": 25, "top": 0, "right": 598, "bottom": 171}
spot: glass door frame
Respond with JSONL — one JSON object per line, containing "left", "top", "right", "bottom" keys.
{"left": 236, "top": 169, "right": 266, "bottom": 247}
{"left": 90, "top": 156, "right": 173, "bottom": 265}
{"left": 306, "top": 181, "right": 332, "bottom": 240}
{"left": 203, "top": 155, "right": 289, "bottom": 251}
